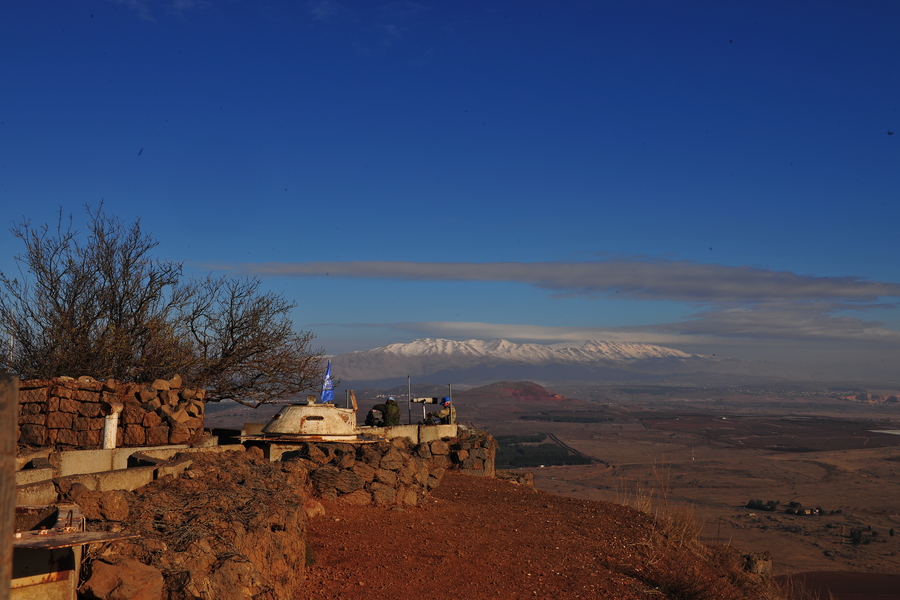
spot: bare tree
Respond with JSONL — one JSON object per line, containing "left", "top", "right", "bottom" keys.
{"left": 181, "top": 276, "right": 326, "bottom": 407}
{"left": 1, "top": 205, "right": 326, "bottom": 407}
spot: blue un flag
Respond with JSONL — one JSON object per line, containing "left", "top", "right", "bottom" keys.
{"left": 320, "top": 360, "right": 334, "bottom": 403}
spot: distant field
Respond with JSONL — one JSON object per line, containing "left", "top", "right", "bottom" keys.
{"left": 460, "top": 387, "right": 900, "bottom": 578}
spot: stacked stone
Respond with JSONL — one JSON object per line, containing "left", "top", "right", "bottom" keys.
{"left": 18, "top": 376, "right": 118, "bottom": 448}
{"left": 292, "top": 429, "right": 499, "bottom": 507}
{"left": 449, "top": 428, "right": 498, "bottom": 477}
{"left": 128, "top": 375, "right": 205, "bottom": 447}
{"left": 297, "top": 437, "right": 449, "bottom": 507}
{"left": 17, "top": 375, "right": 205, "bottom": 450}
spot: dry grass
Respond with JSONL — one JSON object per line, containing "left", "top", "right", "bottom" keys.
{"left": 618, "top": 462, "right": 796, "bottom": 600}
{"left": 621, "top": 462, "right": 703, "bottom": 549}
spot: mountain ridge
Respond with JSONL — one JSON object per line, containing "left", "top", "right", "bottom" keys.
{"left": 329, "top": 337, "right": 757, "bottom": 388}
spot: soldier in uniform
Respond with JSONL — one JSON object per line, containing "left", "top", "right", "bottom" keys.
{"left": 365, "top": 402, "right": 386, "bottom": 427}
{"left": 383, "top": 396, "right": 401, "bottom": 426}
{"left": 426, "top": 397, "right": 456, "bottom": 425}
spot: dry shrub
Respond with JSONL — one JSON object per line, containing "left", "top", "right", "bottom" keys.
{"left": 620, "top": 462, "right": 795, "bottom": 600}
{"left": 625, "top": 463, "right": 703, "bottom": 549}
{"left": 659, "top": 502, "right": 701, "bottom": 549}
{"left": 618, "top": 480, "right": 655, "bottom": 514}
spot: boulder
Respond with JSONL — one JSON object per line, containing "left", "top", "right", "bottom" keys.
{"left": 79, "top": 558, "right": 164, "bottom": 600}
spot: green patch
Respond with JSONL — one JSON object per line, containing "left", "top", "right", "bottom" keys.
{"left": 494, "top": 433, "right": 548, "bottom": 444}
{"left": 495, "top": 442, "right": 591, "bottom": 469}
{"left": 519, "top": 415, "right": 612, "bottom": 423}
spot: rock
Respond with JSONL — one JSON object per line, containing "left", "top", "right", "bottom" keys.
{"left": 399, "top": 487, "right": 419, "bottom": 506}
{"left": 168, "top": 424, "right": 191, "bottom": 445}
{"left": 99, "top": 491, "right": 130, "bottom": 522}
{"left": 304, "top": 499, "right": 326, "bottom": 518}
{"left": 142, "top": 411, "right": 162, "bottom": 428}
{"left": 123, "top": 424, "right": 146, "bottom": 446}
{"left": 380, "top": 449, "right": 405, "bottom": 471}
{"left": 151, "top": 379, "right": 170, "bottom": 392}
{"left": 72, "top": 488, "right": 103, "bottom": 521}
{"left": 452, "top": 449, "right": 469, "bottom": 462}
{"left": 138, "top": 387, "right": 158, "bottom": 403}
{"left": 351, "top": 462, "right": 376, "bottom": 483}
{"left": 79, "top": 558, "right": 164, "bottom": 600}
{"left": 303, "top": 443, "right": 328, "bottom": 464}
{"left": 185, "top": 400, "right": 203, "bottom": 417}
{"left": 141, "top": 398, "right": 162, "bottom": 412}
{"left": 370, "top": 482, "right": 397, "bottom": 506}
{"left": 339, "top": 490, "right": 372, "bottom": 505}
{"left": 375, "top": 469, "right": 398, "bottom": 487}
{"left": 167, "top": 408, "right": 191, "bottom": 424}
{"left": 207, "top": 556, "right": 267, "bottom": 599}
{"left": 743, "top": 551, "right": 772, "bottom": 577}
{"left": 430, "top": 440, "right": 450, "bottom": 455}
{"left": 167, "top": 374, "right": 183, "bottom": 389}
{"left": 146, "top": 426, "right": 169, "bottom": 446}
{"left": 311, "top": 466, "right": 364, "bottom": 494}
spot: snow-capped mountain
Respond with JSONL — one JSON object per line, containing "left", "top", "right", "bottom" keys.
{"left": 363, "top": 338, "right": 693, "bottom": 363}
{"left": 330, "top": 338, "right": 722, "bottom": 386}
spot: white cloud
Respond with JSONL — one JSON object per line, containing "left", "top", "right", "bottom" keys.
{"left": 212, "top": 258, "right": 900, "bottom": 352}
{"left": 216, "top": 259, "right": 900, "bottom": 304}
{"left": 375, "top": 321, "right": 700, "bottom": 346}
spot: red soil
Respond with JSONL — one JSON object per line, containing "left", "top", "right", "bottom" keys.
{"left": 300, "top": 473, "right": 777, "bottom": 600}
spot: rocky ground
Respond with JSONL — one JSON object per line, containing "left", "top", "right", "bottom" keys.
{"left": 300, "top": 472, "right": 782, "bottom": 600}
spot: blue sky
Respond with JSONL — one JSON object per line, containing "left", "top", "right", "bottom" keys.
{"left": 2, "top": 1, "right": 899, "bottom": 382}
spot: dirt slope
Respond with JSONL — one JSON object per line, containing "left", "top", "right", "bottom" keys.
{"left": 301, "top": 472, "right": 778, "bottom": 600}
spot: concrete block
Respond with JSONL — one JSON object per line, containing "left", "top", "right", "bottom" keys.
{"left": 418, "top": 424, "right": 457, "bottom": 443}
{"left": 382, "top": 425, "right": 419, "bottom": 443}
{"left": 193, "top": 435, "right": 219, "bottom": 448}
{"left": 265, "top": 443, "right": 292, "bottom": 462}
{"left": 62, "top": 473, "right": 100, "bottom": 490}
{"left": 111, "top": 445, "right": 189, "bottom": 469}
{"left": 189, "top": 444, "right": 244, "bottom": 454}
{"left": 95, "top": 466, "right": 155, "bottom": 492}
{"left": 155, "top": 459, "right": 192, "bottom": 480}
{"left": 242, "top": 423, "right": 266, "bottom": 436}
{"left": 16, "top": 450, "right": 51, "bottom": 472}
{"left": 59, "top": 449, "right": 114, "bottom": 476}
{"left": 16, "top": 481, "right": 58, "bottom": 506}
{"left": 15, "top": 468, "right": 55, "bottom": 487}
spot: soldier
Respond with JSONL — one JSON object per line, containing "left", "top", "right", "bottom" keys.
{"left": 383, "top": 396, "right": 401, "bottom": 426}
{"left": 365, "top": 402, "right": 386, "bottom": 427}
{"left": 427, "top": 397, "right": 456, "bottom": 425}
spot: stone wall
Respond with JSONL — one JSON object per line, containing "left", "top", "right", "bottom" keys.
{"left": 282, "top": 427, "right": 497, "bottom": 507}
{"left": 17, "top": 375, "right": 205, "bottom": 450}
{"left": 18, "top": 429, "right": 498, "bottom": 599}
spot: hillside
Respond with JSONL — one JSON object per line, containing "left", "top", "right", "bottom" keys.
{"left": 300, "top": 472, "right": 780, "bottom": 599}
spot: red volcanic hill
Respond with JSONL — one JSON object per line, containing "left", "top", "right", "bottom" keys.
{"left": 455, "top": 381, "right": 582, "bottom": 404}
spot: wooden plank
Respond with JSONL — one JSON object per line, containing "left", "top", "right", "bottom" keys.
{"left": 1, "top": 374, "right": 18, "bottom": 600}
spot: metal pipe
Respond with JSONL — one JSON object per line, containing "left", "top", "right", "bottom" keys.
{"left": 102, "top": 402, "right": 124, "bottom": 449}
